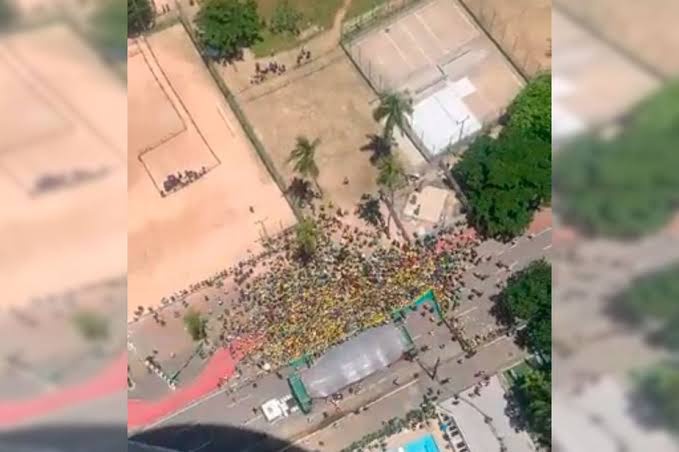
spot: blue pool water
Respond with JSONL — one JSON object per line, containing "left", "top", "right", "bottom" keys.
{"left": 403, "top": 434, "right": 440, "bottom": 452}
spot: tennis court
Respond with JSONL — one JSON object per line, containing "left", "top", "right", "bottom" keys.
{"left": 347, "top": 0, "right": 478, "bottom": 92}
{"left": 345, "top": 0, "right": 524, "bottom": 157}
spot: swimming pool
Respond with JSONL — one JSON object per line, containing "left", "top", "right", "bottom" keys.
{"left": 403, "top": 433, "right": 440, "bottom": 452}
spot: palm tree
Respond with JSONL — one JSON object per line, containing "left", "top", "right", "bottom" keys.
{"left": 287, "top": 135, "right": 322, "bottom": 195}
{"left": 295, "top": 216, "right": 319, "bottom": 261}
{"left": 377, "top": 154, "right": 406, "bottom": 231}
{"left": 373, "top": 91, "right": 413, "bottom": 142}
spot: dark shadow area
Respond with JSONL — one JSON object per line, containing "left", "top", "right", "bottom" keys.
{"left": 355, "top": 194, "right": 386, "bottom": 232}
{"left": 503, "top": 391, "right": 529, "bottom": 433}
{"left": 131, "top": 423, "right": 312, "bottom": 452}
{"left": 286, "top": 177, "right": 318, "bottom": 208}
{"left": 0, "top": 424, "right": 127, "bottom": 452}
{"left": 360, "top": 134, "right": 392, "bottom": 165}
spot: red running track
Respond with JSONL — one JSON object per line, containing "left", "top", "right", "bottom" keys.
{"left": 128, "top": 348, "right": 236, "bottom": 428}
{"left": 128, "top": 338, "right": 261, "bottom": 429}
{"left": 0, "top": 352, "right": 127, "bottom": 426}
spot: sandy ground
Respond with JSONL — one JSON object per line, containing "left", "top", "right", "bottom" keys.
{"left": 0, "top": 23, "right": 127, "bottom": 311}
{"left": 128, "top": 24, "right": 296, "bottom": 321}
{"left": 458, "top": 0, "right": 551, "bottom": 76}
{"left": 239, "top": 52, "right": 399, "bottom": 229}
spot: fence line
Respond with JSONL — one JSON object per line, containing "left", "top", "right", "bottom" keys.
{"left": 455, "top": 0, "right": 546, "bottom": 79}
{"left": 174, "top": 2, "right": 302, "bottom": 221}
{"left": 341, "top": 0, "right": 426, "bottom": 43}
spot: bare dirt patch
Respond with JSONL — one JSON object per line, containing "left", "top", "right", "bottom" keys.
{"left": 240, "top": 52, "right": 391, "bottom": 225}
{"left": 128, "top": 24, "right": 296, "bottom": 321}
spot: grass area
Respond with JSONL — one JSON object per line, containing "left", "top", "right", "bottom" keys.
{"left": 251, "top": 0, "right": 344, "bottom": 57}
{"left": 345, "top": 0, "right": 389, "bottom": 20}
{"left": 503, "top": 360, "right": 533, "bottom": 383}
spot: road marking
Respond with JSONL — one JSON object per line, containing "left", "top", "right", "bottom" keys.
{"left": 401, "top": 22, "right": 436, "bottom": 67}
{"left": 226, "top": 393, "right": 252, "bottom": 408}
{"left": 384, "top": 30, "right": 414, "bottom": 70}
{"left": 415, "top": 11, "right": 446, "bottom": 54}
{"left": 508, "top": 260, "right": 518, "bottom": 270}
{"left": 537, "top": 227, "right": 552, "bottom": 236}
{"left": 543, "top": 244, "right": 553, "bottom": 250}
{"left": 244, "top": 414, "right": 263, "bottom": 425}
{"left": 457, "top": 305, "right": 478, "bottom": 317}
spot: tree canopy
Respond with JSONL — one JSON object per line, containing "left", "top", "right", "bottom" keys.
{"left": 93, "top": 0, "right": 127, "bottom": 57}
{"left": 634, "top": 362, "right": 679, "bottom": 433}
{"left": 195, "top": 0, "right": 262, "bottom": 61}
{"left": 269, "top": 0, "right": 303, "bottom": 35}
{"left": 373, "top": 91, "right": 413, "bottom": 141}
{"left": 504, "top": 72, "right": 551, "bottom": 142}
{"left": 554, "top": 81, "right": 679, "bottom": 239}
{"left": 498, "top": 259, "right": 551, "bottom": 358}
{"left": 295, "top": 216, "right": 320, "bottom": 261}
{"left": 377, "top": 154, "right": 406, "bottom": 196}
{"left": 511, "top": 367, "right": 552, "bottom": 447}
{"left": 452, "top": 132, "right": 551, "bottom": 240}
{"left": 72, "top": 310, "right": 110, "bottom": 342}
{"left": 288, "top": 135, "right": 321, "bottom": 193}
{"left": 183, "top": 309, "right": 207, "bottom": 341}
{"left": 610, "top": 261, "right": 679, "bottom": 350}
{"left": 128, "top": 0, "right": 154, "bottom": 37}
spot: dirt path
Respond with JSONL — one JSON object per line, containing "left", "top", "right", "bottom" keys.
{"left": 218, "top": 0, "right": 355, "bottom": 96}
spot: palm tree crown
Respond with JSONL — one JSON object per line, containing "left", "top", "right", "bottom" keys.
{"left": 373, "top": 91, "right": 413, "bottom": 140}
{"left": 287, "top": 135, "right": 320, "bottom": 180}
{"left": 377, "top": 154, "right": 406, "bottom": 192}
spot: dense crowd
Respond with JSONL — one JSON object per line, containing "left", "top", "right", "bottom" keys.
{"left": 208, "top": 206, "right": 481, "bottom": 365}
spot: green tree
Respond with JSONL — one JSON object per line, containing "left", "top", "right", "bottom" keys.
{"left": 373, "top": 91, "right": 413, "bottom": 141}
{"left": 183, "top": 309, "right": 207, "bottom": 342}
{"left": 453, "top": 132, "right": 551, "bottom": 240}
{"left": 634, "top": 362, "right": 679, "bottom": 432}
{"left": 128, "top": 0, "right": 154, "bottom": 37}
{"left": 195, "top": 0, "right": 262, "bottom": 61}
{"left": 511, "top": 367, "right": 551, "bottom": 447}
{"left": 504, "top": 72, "right": 551, "bottom": 142}
{"left": 377, "top": 155, "right": 406, "bottom": 234}
{"left": 72, "top": 310, "right": 110, "bottom": 342}
{"left": 610, "top": 261, "right": 679, "bottom": 350}
{"left": 288, "top": 135, "right": 322, "bottom": 194}
{"left": 554, "top": 81, "right": 679, "bottom": 239}
{"left": 269, "top": 0, "right": 303, "bottom": 35}
{"left": 295, "top": 216, "right": 319, "bottom": 261}
{"left": 0, "top": 0, "right": 16, "bottom": 28}
{"left": 498, "top": 260, "right": 551, "bottom": 358}
{"left": 93, "top": 0, "right": 127, "bottom": 57}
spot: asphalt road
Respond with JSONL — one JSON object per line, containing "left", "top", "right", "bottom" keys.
{"left": 133, "top": 229, "right": 552, "bottom": 451}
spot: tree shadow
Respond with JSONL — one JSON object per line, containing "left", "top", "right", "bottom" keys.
{"left": 286, "top": 177, "right": 317, "bottom": 208}
{"left": 131, "top": 423, "right": 312, "bottom": 452}
{"left": 355, "top": 194, "right": 386, "bottom": 232}
{"left": 503, "top": 391, "right": 529, "bottom": 434}
{"left": 360, "top": 134, "right": 392, "bottom": 165}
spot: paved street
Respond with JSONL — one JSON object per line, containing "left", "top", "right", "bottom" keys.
{"left": 131, "top": 227, "right": 552, "bottom": 451}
